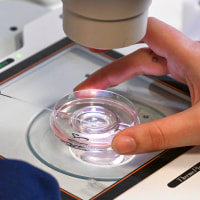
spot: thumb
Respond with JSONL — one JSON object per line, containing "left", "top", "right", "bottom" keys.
{"left": 112, "top": 104, "right": 200, "bottom": 154}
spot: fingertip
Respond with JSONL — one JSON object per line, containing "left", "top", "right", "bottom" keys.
{"left": 73, "top": 84, "right": 100, "bottom": 92}
{"left": 73, "top": 84, "right": 84, "bottom": 92}
{"left": 112, "top": 135, "right": 136, "bottom": 155}
{"left": 88, "top": 48, "right": 110, "bottom": 53}
{"left": 73, "top": 80, "right": 96, "bottom": 91}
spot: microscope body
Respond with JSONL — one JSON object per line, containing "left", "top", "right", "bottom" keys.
{"left": 62, "top": 0, "right": 152, "bottom": 49}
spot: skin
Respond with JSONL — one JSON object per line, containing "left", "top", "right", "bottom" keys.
{"left": 74, "top": 17, "right": 200, "bottom": 155}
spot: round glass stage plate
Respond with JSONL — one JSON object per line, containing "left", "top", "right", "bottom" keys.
{"left": 27, "top": 101, "right": 165, "bottom": 181}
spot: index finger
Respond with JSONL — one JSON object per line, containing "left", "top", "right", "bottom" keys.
{"left": 74, "top": 17, "right": 189, "bottom": 91}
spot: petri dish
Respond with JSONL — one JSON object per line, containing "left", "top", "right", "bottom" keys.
{"left": 27, "top": 90, "right": 165, "bottom": 180}
{"left": 50, "top": 89, "right": 140, "bottom": 166}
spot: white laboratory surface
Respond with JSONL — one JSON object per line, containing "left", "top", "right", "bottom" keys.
{"left": 0, "top": 0, "right": 200, "bottom": 200}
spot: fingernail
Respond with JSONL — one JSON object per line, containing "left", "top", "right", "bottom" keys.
{"left": 112, "top": 135, "right": 136, "bottom": 154}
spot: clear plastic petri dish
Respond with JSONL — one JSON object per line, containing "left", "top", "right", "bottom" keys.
{"left": 50, "top": 89, "right": 140, "bottom": 166}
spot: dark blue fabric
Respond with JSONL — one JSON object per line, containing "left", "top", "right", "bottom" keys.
{"left": 0, "top": 159, "right": 61, "bottom": 200}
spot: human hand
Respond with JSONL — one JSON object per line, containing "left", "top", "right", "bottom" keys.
{"left": 74, "top": 17, "right": 200, "bottom": 155}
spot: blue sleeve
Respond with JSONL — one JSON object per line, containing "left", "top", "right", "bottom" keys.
{"left": 0, "top": 159, "right": 61, "bottom": 200}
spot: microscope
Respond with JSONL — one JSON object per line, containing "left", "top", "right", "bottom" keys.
{"left": 62, "top": 0, "right": 152, "bottom": 49}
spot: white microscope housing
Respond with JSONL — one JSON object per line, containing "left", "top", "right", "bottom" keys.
{"left": 62, "top": 0, "right": 152, "bottom": 49}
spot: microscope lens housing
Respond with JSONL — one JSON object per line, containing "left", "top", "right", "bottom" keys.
{"left": 62, "top": 0, "right": 152, "bottom": 49}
